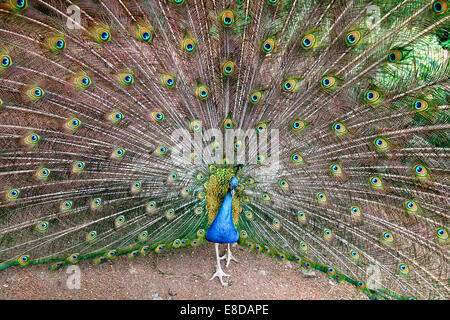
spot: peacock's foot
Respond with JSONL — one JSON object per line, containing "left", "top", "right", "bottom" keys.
{"left": 220, "top": 243, "right": 240, "bottom": 268}
{"left": 209, "top": 262, "right": 230, "bottom": 286}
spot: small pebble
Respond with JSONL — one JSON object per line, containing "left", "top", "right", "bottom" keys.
{"left": 258, "top": 270, "right": 267, "bottom": 276}
{"left": 152, "top": 293, "right": 163, "bottom": 300}
{"left": 128, "top": 267, "right": 137, "bottom": 274}
{"left": 303, "top": 270, "right": 316, "bottom": 278}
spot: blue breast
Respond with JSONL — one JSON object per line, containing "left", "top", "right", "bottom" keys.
{"left": 206, "top": 192, "right": 239, "bottom": 243}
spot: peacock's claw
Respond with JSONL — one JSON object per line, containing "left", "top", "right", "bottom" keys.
{"left": 211, "top": 242, "right": 231, "bottom": 286}
{"left": 220, "top": 243, "right": 240, "bottom": 268}
{"left": 209, "top": 263, "right": 230, "bottom": 286}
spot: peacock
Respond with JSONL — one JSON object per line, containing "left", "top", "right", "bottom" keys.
{"left": 0, "top": 0, "right": 448, "bottom": 300}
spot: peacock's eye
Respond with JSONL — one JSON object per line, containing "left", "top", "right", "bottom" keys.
{"left": 332, "top": 122, "right": 348, "bottom": 135}
{"left": 413, "top": 99, "right": 429, "bottom": 112}
{"left": 161, "top": 74, "right": 175, "bottom": 88}
{"left": 93, "top": 26, "right": 111, "bottom": 43}
{"left": 432, "top": 1, "right": 447, "bottom": 14}
{"left": 10, "top": 0, "right": 27, "bottom": 10}
{"left": 283, "top": 79, "right": 298, "bottom": 92}
{"left": 23, "top": 133, "right": 40, "bottom": 147}
{"left": 181, "top": 37, "right": 196, "bottom": 53}
{"left": 1, "top": 55, "right": 12, "bottom": 67}
{"left": 387, "top": 49, "right": 402, "bottom": 63}
{"left": 262, "top": 38, "right": 276, "bottom": 54}
{"left": 117, "top": 72, "right": 134, "bottom": 86}
{"left": 301, "top": 34, "right": 315, "bottom": 49}
{"left": 26, "top": 86, "right": 45, "bottom": 101}
{"left": 321, "top": 76, "right": 337, "bottom": 88}
{"left": 136, "top": 25, "right": 153, "bottom": 42}
{"left": 434, "top": 2, "right": 443, "bottom": 11}
{"left": 345, "top": 31, "right": 361, "bottom": 46}
{"left": 388, "top": 52, "right": 396, "bottom": 62}
{"left": 220, "top": 10, "right": 235, "bottom": 27}
{"left": 365, "top": 90, "right": 380, "bottom": 103}
{"left": 415, "top": 101, "right": 422, "bottom": 109}
{"left": 221, "top": 60, "right": 236, "bottom": 76}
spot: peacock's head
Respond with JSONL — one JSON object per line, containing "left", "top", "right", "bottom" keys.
{"left": 229, "top": 176, "right": 239, "bottom": 195}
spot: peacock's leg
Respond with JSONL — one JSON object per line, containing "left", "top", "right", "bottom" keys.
{"left": 209, "top": 243, "right": 230, "bottom": 286}
{"left": 220, "top": 243, "right": 240, "bottom": 268}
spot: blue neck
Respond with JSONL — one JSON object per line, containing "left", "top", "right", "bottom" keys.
{"left": 206, "top": 191, "right": 239, "bottom": 243}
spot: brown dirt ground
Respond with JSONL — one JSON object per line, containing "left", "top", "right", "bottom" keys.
{"left": 0, "top": 242, "right": 367, "bottom": 300}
